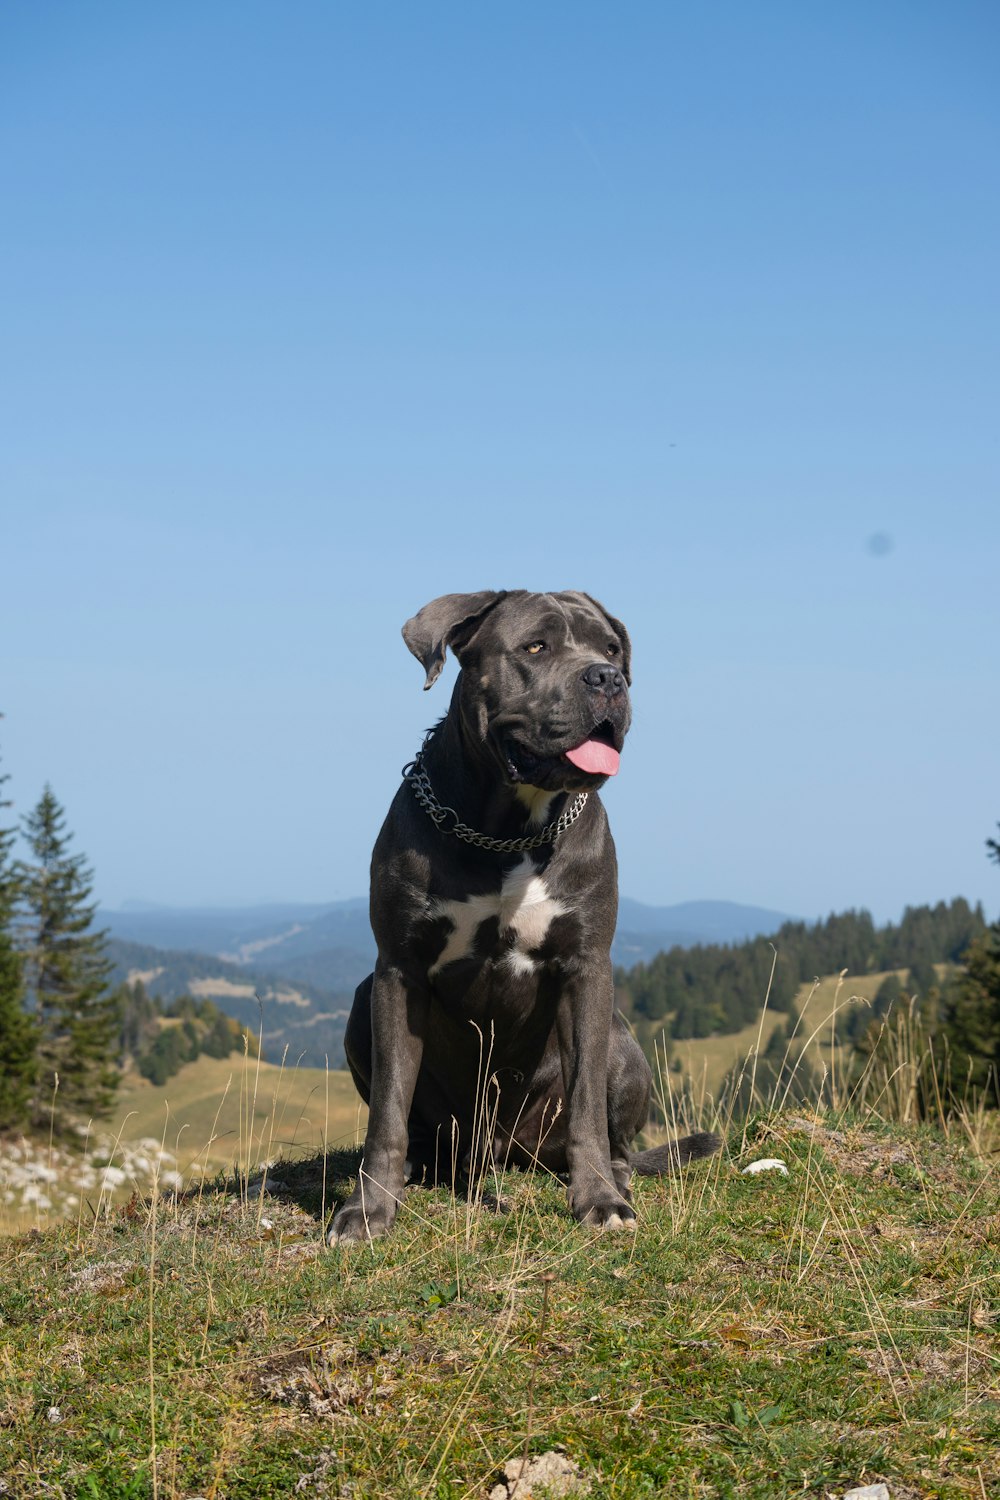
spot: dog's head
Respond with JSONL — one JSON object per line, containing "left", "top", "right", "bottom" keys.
{"left": 402, "top": 590, "right": 632, "bottom": 793}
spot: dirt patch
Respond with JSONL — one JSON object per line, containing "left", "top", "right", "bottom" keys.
{"left": 68, "top": 1259, "right": 136, "bottom": 1294}
{"left": 254, "top": 1344, "right": 373, "bottom": 1419}
{"left": 851, "top": 1337, "right": 997, "bottom": 1390}
{"left": 777, "top": 1117, "right": 929, "bottom": 1181}
{"left": 252, "top": 1328, "right": 475, "bottom": 1427}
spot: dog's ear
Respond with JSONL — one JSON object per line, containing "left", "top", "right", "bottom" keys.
{"left": 402, "top": 591, "right": 508, "bottom": 689}
{"left": 578, "top": 593, "right": 633, "bottom": 685}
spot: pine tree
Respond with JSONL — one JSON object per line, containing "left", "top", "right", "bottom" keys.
{"left": 0, "top": 727, "right": 37, "bottom": 1128}
{"left": 114, "top": 979, "right": 161, "bottom": 1066}
{"left": 0, "top": 720, "right": 17, "bottom": 926}
{"left": 15, "top": 785, "right": 118, "bottom": 1126}
{"left": 944, "top": 929, "right": 1000, "bottom": 1092}
{"left": 943, "top": 827, "right": 1000, "bottom": 1096}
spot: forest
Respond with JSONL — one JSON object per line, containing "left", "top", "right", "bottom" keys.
{"left": 616, "top": 896, "right": 987, "bottom": 1036}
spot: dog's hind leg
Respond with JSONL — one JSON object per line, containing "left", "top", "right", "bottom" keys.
{"left": 607, "top": 1017, "right": 722, "bottom": 1178}
{"left": 607, "top": 1019, "right": 653, "bottom": 1197}
{"left": 343, "top": 973, "right": 374, "bottom": 1103}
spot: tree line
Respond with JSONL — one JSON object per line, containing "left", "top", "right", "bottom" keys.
{"left": 617, "top": 840, "right": 1000, "bottom": 1109}
{"left": 615, "top": 896, "right": 988, "bottom": 1040}
{"left": 0, "top": 731, "right": 256, "bottom": 1135}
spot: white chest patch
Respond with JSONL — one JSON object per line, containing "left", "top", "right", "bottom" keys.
{"left": 514, "top": 784, "right": 558, "bottom": 827}
{"left": 428, "top": 856, "right": 568, "bottom": 978}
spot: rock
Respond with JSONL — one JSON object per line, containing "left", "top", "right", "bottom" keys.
{"left": 843, "top": 1485, "right": 890, "bottom": 1500}
{"left": 488, "top": 1449, "right": 589, "bottom": 1498}
{"left": 741, "top": 1158, "right": 788, "bottom": 1176}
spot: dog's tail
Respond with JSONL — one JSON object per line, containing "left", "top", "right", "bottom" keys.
{"left": 629, "top": 1131, "right": 722, "bottom": 1177}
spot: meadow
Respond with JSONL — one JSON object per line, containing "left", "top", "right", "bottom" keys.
{"left": 0, "top": 1055, "right": 367, "bottom": 1240}
{"left": 1, "top": 990, "right": 997, "bottom": 1498}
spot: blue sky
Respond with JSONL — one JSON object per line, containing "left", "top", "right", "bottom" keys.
{"left": 2, "top": 3, "right": 998, "bottom": 923}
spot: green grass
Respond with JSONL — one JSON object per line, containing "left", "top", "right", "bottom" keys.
{"left": 1, "top": 1112, "right": 997, "bottom": 1499}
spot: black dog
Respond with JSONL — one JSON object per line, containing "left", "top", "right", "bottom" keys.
{"left": 329, "top": 590, "right": 719, "bottom": 1242}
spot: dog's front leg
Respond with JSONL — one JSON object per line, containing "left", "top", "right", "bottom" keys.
{"left": 329, "top": 961, "right": 428, "bottom": 1244}
{"left": 556, "top": 961, "right": 636, "bottom": 1231}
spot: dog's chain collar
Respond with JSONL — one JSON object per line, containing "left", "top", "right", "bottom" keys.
{"left": 402, "top": 747, "right": 589, "bottom": 854}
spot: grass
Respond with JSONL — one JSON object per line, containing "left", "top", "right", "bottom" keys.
{"left": 2, "top": 980, "right": 997, "bottom": 1497}
{"left": 0, "top": 1108, "right": 997, "bottom": 1499}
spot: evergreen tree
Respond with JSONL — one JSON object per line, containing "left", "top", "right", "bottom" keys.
{"left": 943, "top": 826, "right": 1000, "bottom": 1095}
{"left": 874, "top": 971, "right": 903, "bottom": 1014}
{"left": 200, "top": 1005, "right": 239, "bottom": 1060}
{"left": 0, "top": 719, "right": 19, "bottom": 926}
{"left": 0, "top": 935, "right": 36, "bottom": 1128}
{"left": 0, "top": 727, "right": 37, "bottom": 1128}
{"left": 15, "top": 785, "right": 118, "bottom": 1126}
{"left": 114, "top": 979, "right": 162, "bottom": 1066}
{"left": 905, "top": 957, "right": 939, "bottom": 1003}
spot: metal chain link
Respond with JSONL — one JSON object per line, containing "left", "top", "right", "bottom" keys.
{"left": 402, "top": 747, "right": 589, "bottom": 854}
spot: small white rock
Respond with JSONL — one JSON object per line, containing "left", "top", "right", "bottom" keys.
{"left": 741, "top": 1158, "right": 789, "bottom": 1176}
{"left": 843, "top": 1485, "right": 890, "bottom": 1500}
{"left": 46, "top": 1407, "right": 61, "bottom": 1424}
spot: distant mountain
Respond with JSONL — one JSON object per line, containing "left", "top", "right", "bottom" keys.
{"left": 106, "top": 939, "right": 355, "bottom": 1069}
{"left": 102, "top": 895, "right": 795, "bottom": 977}
{"left": 101, "top": 902, "right": 357, "bottom": 960}
{"left": 612, "top": 898, "right": 796, "bottom": 966}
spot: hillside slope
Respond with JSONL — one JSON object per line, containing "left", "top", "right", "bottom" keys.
{"left": 0, "top": 1113, "right": 996, "bottom": 1498}
{"left": 107, "top": 938, "right": 355, "bottom": 1068}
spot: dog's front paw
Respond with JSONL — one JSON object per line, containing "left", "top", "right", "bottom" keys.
{"left": 570, "top": 1187, "right": 637, "bottom": 1232}
{"left": 327, "top": 1185, "right": 399, "bottom": 1245}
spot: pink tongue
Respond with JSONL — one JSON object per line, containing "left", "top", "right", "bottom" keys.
{"left": 563, "top": 739, "right": 621, "bottom": 776}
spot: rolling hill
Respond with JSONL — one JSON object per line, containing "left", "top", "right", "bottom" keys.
{"left": 106, "top": 938, "right": 355, "bottom": 1069}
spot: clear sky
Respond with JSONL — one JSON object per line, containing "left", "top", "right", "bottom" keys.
{"left": 2, "top": 3, "right": 998, "bottom": 924}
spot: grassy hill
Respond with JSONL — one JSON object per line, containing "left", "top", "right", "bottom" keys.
{"left": 110, "top": 1054, "right": 368, "bottom": 1176}
{"left": 1, "top": 960, "right": 997, "bottom": 1495}
{"left": 0, "top": 1109, "right": 996, "bottom": 1498}
{"left": 0, "top": 1055, "right": 369, "bottom": 1241}
{"left": 663, "top": 969, "right": 902, "bottom": 1101}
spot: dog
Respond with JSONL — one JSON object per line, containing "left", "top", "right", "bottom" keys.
{"left": 329, "top": 590, "right": 720, "bottom": 1243}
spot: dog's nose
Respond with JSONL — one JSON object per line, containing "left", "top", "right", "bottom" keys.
{"left": 581, "top": 662, "right": 625, "bottom": 696}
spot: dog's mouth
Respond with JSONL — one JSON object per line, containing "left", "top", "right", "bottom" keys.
{"left": 503, "top": 719, "right": 623, "bottom": 787}
{"left": 561, "top": 719, "right": 620, "bottom": 778}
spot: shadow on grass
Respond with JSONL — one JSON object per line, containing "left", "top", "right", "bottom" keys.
{"left": 239, "top": 1147, "right": 521, "bottom": 1237}
{"left": 253, "top": 1146, "right": 365, "bottom": 1225}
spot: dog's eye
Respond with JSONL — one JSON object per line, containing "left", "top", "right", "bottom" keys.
{"left": 606, "top": 642, "right": 620, "bottom": 658}
{"left": 525, "top": 641, "right": 546, "bottom": 655}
